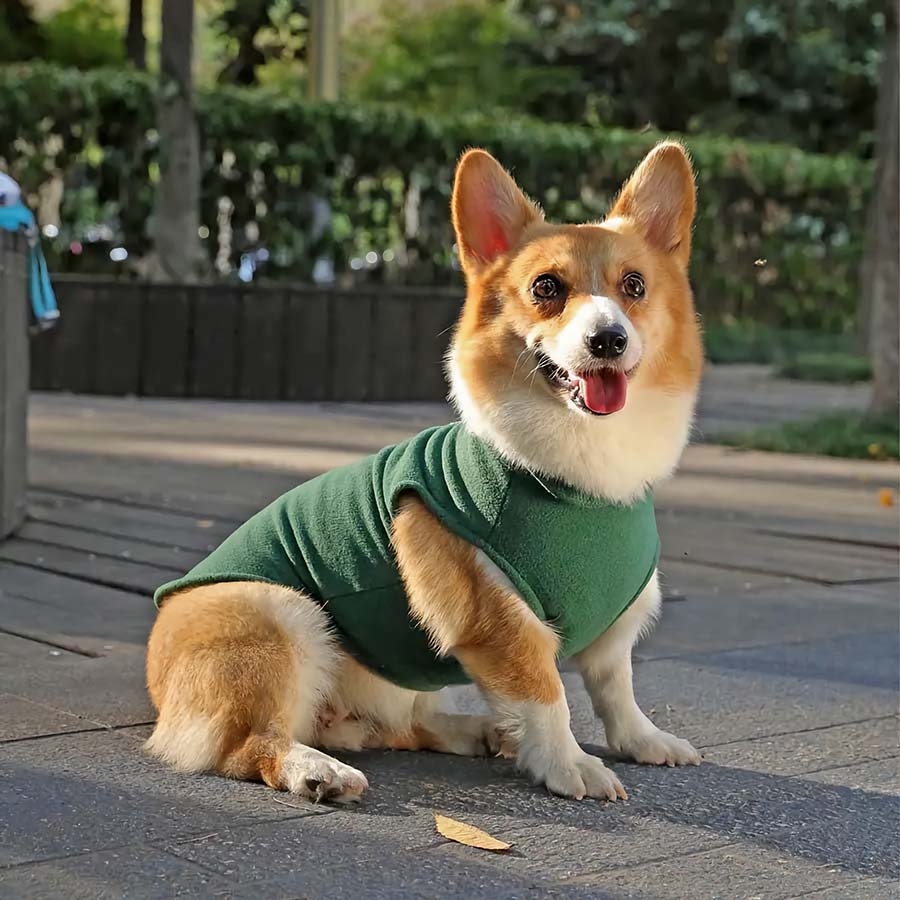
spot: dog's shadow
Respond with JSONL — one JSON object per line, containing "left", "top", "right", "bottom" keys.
{"left": 337, "top": 743, "right": 897, "bottom": 879}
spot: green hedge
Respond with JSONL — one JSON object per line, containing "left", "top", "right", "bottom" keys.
{"left": 776, "top": 352, "right": 873, "bottom": 383}
{"left": 0, "top": 63, "right": 872, "bottom": 331}
{"left": 721, "top": 413, "right": 898, "bottom": 460}
{"left": 703, "top": 321, "right": 849, "bottom": 365}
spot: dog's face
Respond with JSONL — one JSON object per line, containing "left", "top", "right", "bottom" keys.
{"left": 449, "top": 143, "right": 702, "bottom": 422}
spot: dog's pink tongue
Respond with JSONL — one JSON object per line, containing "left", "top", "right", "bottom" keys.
{"left": 579, "top": 370, "right": 628, "bottom": 414}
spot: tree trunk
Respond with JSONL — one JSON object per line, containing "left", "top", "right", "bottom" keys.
{"left": 868, "top": 9, "right": 899, "bottom": 417}
{"left": 126, "top": 0, "right": 146, "bottom": 70}
{"left": 151, "top": 0, "right": 203, "bottom": 283}
{"left": 307, "top": 0, "right": 341, "bottom": 100}
{"left": 216, "top": 0, "right": 269, "bottom": 86}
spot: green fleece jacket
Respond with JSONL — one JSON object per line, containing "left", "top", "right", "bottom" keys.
{"left": 154, "top": 423, "right": 659, "bottom": 691}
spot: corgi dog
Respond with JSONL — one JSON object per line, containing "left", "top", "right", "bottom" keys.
{"left": 146, "top": 141, "right": 703, "bottom": 804}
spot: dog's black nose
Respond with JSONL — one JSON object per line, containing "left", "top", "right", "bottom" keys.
{"left": 586, "top": 325, "right": 628, "bottom": 359}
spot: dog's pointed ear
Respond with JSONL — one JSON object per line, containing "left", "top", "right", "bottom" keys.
{"left": 609, "top": 141, "right": 696, "bottom": 266}
{"left": 452, "top": 149, "right": 542, "bottom": 277}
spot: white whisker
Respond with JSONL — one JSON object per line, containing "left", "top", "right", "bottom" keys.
{"left": 508, "top": 346, "right": 534, "bottom": 387}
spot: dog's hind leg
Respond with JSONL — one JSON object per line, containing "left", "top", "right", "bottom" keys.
{"left": 316, "top": 657, "right": 508, "bottom": 758}
{"left": 222, "top": 733, "right": 368, "bottom": 802}
{"left": 375, "top": 694, "right": 508, "bottom": 757}
{"left": 146, "top": 581, "right": 368, "bottom": 803}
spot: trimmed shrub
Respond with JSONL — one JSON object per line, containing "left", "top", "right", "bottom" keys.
{"left": 720, "top": 413, "right": 898, "bottom": 460}
{"left": 776, "top": 352, "right": 872, "bottom": 383}
{"left": 0, "top": 63, "right": 871, "bottom": 331}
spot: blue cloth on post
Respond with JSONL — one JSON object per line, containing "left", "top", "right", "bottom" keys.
{"left": 0, "top": 202, "right": 60, "bottom": 328}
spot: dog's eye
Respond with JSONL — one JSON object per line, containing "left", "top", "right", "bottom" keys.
{"left": 531, "top": 274, "right": 563, "bottom": 302}
{"left": 622, "top": 272, "right": 645, "bottom": 299}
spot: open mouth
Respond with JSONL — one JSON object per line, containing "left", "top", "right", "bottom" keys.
{"left": 534, "top": 349, "right": 633, "bottom": 416}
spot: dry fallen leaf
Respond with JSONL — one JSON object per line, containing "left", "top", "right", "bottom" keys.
{"left": 878, "top": 488, "right": 895, "bottom": 507}
{"left": 433, "top": 813, "right": 512, "bottom": 853}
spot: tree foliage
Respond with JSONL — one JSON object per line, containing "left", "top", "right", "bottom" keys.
{"left": 347, "top": 0, "right": 885, "bottom": 156}
{"left": 0, "top": 0, "right": 44, "bottom": 62}
{"left": 345, "top": 1, "right": 569, "bottom": 115}
{"left": 7, "top": 0, "right": 884, "bottom": 157}
{"left": 213, "top": 0, "right": 308, "bottom": 86}
{"left": 39, "top": 0, "right": 125, "bottom": 69}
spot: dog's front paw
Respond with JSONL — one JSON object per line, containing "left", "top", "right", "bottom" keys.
{"left": 531, "top": 750, "right": 628, "bottom": 802}
{"left": 611, "top": 728, "right": 701, "bottom": 767}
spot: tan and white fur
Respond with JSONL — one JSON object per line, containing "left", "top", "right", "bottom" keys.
{"left": 146, "top": 142, "right": 703, "bottom": 803}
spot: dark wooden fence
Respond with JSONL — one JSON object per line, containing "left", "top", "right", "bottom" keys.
{"left": 0, "top": 231, "right": 28, "bottom": 537}
{"left": 31, "top": 278, "right": 464, "bottom": 401}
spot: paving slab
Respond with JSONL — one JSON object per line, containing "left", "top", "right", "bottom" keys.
{"left": 0, "top": 692, "right": 93, "bottom": 743}
{"left": 261, "top": 806, "right": 724, "bottom": 883}
{"left": 0, "top": 845, "right": 234, "bottom": 900}
{"left": 567, "top": 655, "right": 897, "bottom": 751}
{"left": 28, "top": 392, "right": 898, "bottom": 534}
{"left": 160, "top": 812, "right": 648, "bottom": 899}
{"left": 28, "top": 491, "right": 231, "bottom": 554}
{"left": 0, "top": 536, "right": 181, "bottom": 594}
{"left": 708, "top": 718, "right": 899, "bottom": 778}
{"left": 659, "top": 446, "right": 898, "bottom": 535}
{"left": 0, "top": 729, "right": 327, "bottom": 868}
{"left": 0, "top": 640, "right": 154, "bottom": 727}
{"left": 467, "top": 817, "right": 729, "bottom": 884}
{"left": 686, "top": 631, "right": 898, "bottom": 690}
{"left": 785, "top": 880, "right": 899, "bottom": 900}
{"left": 315, "top": 740, "right": 900, "bottom": 878}
{"left": 694, "top": 364, "right": 871, "bottom": 436}
{"left": 658, "top": 515, "right": 897, "bottom": 584}
{"left": 15, "top": 519, "right": 207, "bottom": 571}
{"left": 237, "top": 843, "right": 607, "bottom": 900}
{"left": 561, "top": 841, "right": 897, "bottom": 899}
{"left": 0, "top": 393, "right": 896, "bottom": 897}
{"left": 644, "top": 567, "right": 897, "bottom": 660}
{"left": 803, "top": 757, "right": 900, "bottom": 796}
{"left": 0, "top": 561, "right": 154, "bottom": 650}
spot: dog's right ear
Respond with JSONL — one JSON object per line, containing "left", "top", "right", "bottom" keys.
{"left": 451, "top": 149, "right": 542, "bottom": 278}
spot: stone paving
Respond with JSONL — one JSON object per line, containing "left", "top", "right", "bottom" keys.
{"left": 0, "top": 374, "right": 897, "bottom": 899}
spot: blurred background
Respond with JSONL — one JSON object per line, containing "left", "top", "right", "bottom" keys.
{"left": 0, "top": 0, "right": 896, "bottom": 453}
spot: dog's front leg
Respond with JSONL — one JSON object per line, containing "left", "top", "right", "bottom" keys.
{"left": 458, "top": 618, "right": 628, "bottom": 801}
{"left": 393, "top": 495, "right": 626, "bottom": 801}
{"left": 574, "top": 571, "right": 701, "bottom": 766}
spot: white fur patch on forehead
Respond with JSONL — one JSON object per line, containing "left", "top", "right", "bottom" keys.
{"left": 589, "top": 294, "right": 626, "bottom": 325}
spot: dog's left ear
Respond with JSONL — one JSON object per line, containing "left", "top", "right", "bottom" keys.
{"left": 609, "top": 141, "right": 696, "bottom": 267}
{"left": 452, "top": 149, "right": 542, "bottom": 278}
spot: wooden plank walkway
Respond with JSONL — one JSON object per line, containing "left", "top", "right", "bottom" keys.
{"left": 1, "top": 392, "right": 898, "bottom": 899}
